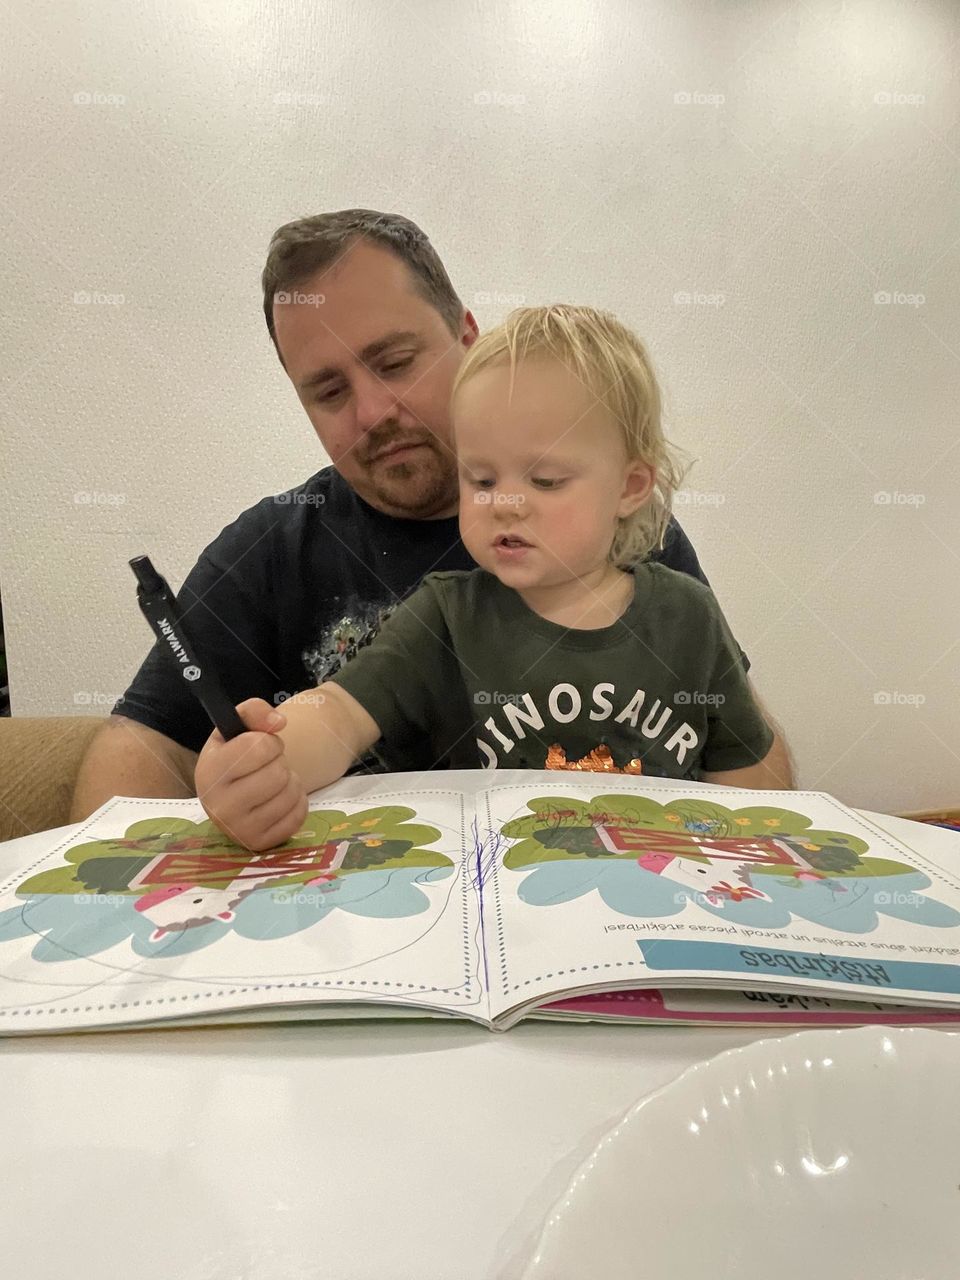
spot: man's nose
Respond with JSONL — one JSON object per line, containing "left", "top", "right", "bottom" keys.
{"left": 353, "top": 368, "right": 399, "bottom": 433}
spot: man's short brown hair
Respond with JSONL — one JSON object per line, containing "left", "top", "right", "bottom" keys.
{"left": 261, "top": 209, "right": 464, "bottom": 358}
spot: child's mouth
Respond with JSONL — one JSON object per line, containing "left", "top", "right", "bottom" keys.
{"left": 494, "top": 534, "right": 532, "bottom": 560}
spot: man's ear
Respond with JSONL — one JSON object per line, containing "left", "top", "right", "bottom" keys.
{"left": 461, "top": 309, "right": 480, "bottom": 348}
{"left": 618, "top": 460, "right": 656, "bottom": 518}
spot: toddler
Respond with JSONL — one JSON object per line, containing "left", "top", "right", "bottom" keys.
{"left": 196, "top": 305, "right": 776, "bottom": 849}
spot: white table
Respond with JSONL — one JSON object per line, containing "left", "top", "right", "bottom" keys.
{"left": 1, "top": 812, "right": 957, "bottom": 1280}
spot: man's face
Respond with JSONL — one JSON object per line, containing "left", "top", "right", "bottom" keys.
{"left": 272, "top": 240, "right": 478, "bottom": 519}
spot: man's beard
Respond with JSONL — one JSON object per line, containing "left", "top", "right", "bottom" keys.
{"left": 364, "top": 439, "right": 458, "bottom": 518}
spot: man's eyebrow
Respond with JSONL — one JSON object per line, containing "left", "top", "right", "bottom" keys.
{"left": 298, "top": 330, "right": 422, "bottom": 392}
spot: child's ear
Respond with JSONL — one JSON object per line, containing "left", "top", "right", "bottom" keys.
{"left": 618, "top": 460, "right": 656, "bottom": 518}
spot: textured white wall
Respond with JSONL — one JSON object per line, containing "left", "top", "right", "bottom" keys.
{"left": 1, "top": 0, "right": 957, "bottom": 812}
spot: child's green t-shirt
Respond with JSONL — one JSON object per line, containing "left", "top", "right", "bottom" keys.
{"left": 329, "top": 564, "right": 773, "bottom": 779}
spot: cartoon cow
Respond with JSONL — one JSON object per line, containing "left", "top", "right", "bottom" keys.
{"left": 133, "top": 881, "right": 254, "bottom": 940}
{"left": 628, "top": 850, "right": 770, "bottom": 906}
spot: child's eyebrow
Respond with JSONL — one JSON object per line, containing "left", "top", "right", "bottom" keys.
{"left": 456, "top": 452, "right": 581, "bottom": 471}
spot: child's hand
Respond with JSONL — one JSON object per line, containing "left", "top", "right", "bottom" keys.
{"left": 195, "top": 698, "right": 309, "bottom": 851}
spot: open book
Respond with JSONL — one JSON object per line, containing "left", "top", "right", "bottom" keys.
{"left": 2, "top": 770, "right": 960, "bottom": 1036}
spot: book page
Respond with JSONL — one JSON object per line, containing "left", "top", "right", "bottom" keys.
{"left": 477, "top": 778, "right": 960, "bottom": 1023}
{"left": 0, "top": 780, "right": 484, "bottom": 1034}
{"left": 538, "top": 988, "right": 960, "bottom": 1026}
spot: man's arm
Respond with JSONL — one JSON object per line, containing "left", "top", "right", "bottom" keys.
{"left": 702, "top": 685, "right": 794, "bottom": 789}
{"left": 70, "top": 494, "right": 285, "bottom": 821}
{"left": 746, "top": 680, "right": 795, "bottom": 788}
{"left": 69, "top": 717, "right": 198, "bottom": 820}
{"left": 702, "top": 744, "right": 789, "bottom": 789}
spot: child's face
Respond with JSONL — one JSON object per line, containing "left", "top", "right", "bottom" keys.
{"left": 454, "top": 356, "right": 654, "bottom": 591}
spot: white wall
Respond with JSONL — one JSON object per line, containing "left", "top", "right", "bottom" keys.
{"left": 1, "top": 0, "right": 958, "bottom": 813}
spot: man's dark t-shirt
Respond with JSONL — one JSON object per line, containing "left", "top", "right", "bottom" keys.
{"left": 116, "top": 467, "right": 745, "bottom": 768}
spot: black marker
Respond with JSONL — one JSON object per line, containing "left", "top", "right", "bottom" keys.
{"left": 129, "top": 555, "right": 246, "bottom": 741}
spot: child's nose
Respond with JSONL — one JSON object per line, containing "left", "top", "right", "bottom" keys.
{"left": 492, "top": 490, "right": 528, "bottom": 517}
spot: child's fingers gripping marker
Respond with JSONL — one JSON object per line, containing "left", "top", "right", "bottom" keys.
{"left": 232, "top": 696, "right": 286, "bottom": 737}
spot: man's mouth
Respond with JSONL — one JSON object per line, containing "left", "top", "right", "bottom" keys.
{"left": 370, "top": 440, "right": 428, "bottom": 465}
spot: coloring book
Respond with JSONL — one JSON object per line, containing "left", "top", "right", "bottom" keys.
{"left": 2, "top": 770, "right": 960, "bottom": 1036}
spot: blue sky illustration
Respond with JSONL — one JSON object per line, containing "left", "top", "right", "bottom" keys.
{"left": 516, "top": 862, "right": 960, "bottom": 934}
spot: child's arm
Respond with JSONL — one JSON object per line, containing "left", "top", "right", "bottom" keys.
{"left": 195, "top": 685, "right": 380, "bottom": 851}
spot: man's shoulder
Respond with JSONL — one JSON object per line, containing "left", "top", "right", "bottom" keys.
{"left": 645, "top": 516, "right": 708, "bottom": 586}
{"left": 238, "top": 466, "right": 346, "bottom": 525}
{"left": 202, "top": 467, "right": 350, "bottom": 555}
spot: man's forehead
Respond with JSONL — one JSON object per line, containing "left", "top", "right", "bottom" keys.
{"left": 274, "top": 243, "right": 434, "bottom": 375}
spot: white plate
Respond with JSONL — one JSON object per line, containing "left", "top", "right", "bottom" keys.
{"left": 520, "top": 1027, "right": 960, "bottom": 1279}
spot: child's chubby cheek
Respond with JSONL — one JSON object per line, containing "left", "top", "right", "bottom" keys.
{"left": 538, "top": 504, "right": 597, "bottom": 550}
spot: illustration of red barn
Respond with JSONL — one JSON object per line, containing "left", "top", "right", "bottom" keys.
{"left": 126, "top": 839, "right": 366, "bottom": 892}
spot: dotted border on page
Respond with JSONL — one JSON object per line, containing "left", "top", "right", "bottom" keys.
{"left": 479, "top": 781, "right": 960, "bottom": 994}
{"left": 0, "top": 789, "right": 478, "bottom": 1023}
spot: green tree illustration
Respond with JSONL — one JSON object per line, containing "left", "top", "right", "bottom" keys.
{"left": 18, "top": 805, "right": 449, "bottom": 898}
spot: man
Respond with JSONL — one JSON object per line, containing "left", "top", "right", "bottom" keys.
{"left": 71, "top": 209, "right": 793, "bottom": 819}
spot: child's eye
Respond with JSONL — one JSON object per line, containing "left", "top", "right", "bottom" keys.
{"left": 531, "top": 477, "right": 566, "bottom": 490}
{"left": 465, "top": 476, "right": 495, "bottom": 489}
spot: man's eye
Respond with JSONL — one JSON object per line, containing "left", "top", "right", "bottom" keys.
{"left": 315, "top": 386, "right": 346, "bottom": 404}
{"left": 380, "top": 355, "right": 415, "bottom": 375}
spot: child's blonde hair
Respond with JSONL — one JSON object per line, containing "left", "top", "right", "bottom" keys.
{"left": 451, "top": 304, "right": 688, "bottom": 566}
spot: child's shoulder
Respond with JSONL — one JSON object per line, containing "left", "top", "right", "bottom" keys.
{"left": 635, "top": 559, "right": 716, "bottom": 605}
{"left": 413, "top": 568, "right": 493, "bottom": 608}
{"left": 419, "top": 568, "right": 490, "bottom": 592}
